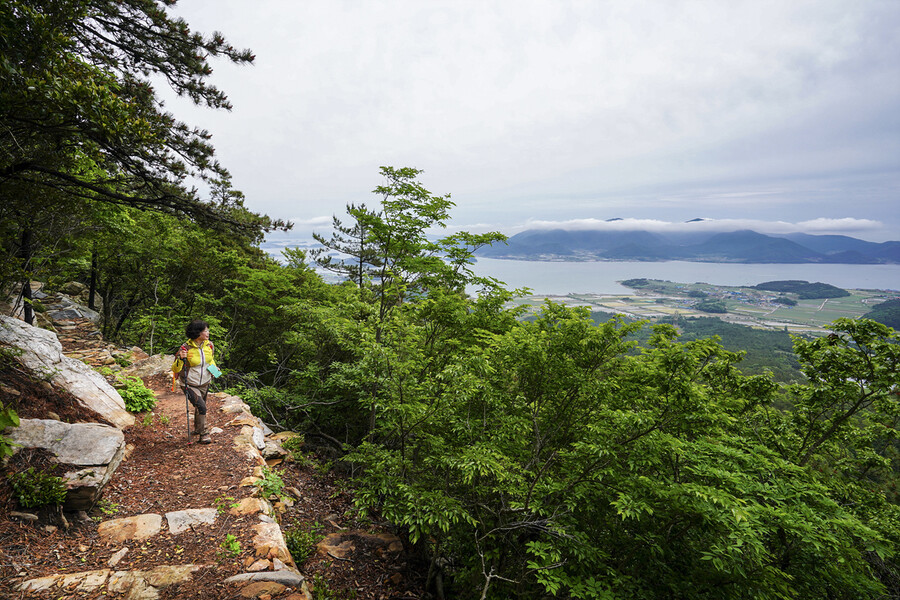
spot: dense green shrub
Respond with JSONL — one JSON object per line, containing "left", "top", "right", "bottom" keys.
{"left": 8, "top": 467, "right": 67, "bottom": 508}
{"left": 115, "top": 374, "right": 157, "bottom": 413}
{"left": 347, "top": 301, "right": 900, "bottom": 598}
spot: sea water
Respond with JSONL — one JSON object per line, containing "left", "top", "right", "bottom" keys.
{"left": 261, "top": 239, "right": 900, "bottom": 295}
{"left": 468, "top": 258, "right": 900, "bottom": 295}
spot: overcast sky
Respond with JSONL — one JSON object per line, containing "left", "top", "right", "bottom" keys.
{"left": 163, "top": 0, "right": 900, "bottom": 242}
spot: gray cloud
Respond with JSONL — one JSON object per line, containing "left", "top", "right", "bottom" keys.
{"left": 163, "top": 0, "right": 900, "bottom": 239}
{"left": 522, "top": 217, "right": 885, "bottom": 236}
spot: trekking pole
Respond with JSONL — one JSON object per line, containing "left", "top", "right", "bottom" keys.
{"left": 185, "top": 391, "right": 192, "bottom": 445}
{"left": 177, "top": 349, "right": 192, "bottom": 445}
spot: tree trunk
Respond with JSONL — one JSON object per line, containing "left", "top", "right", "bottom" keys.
{"left": 112, "top": 292, "right": 143, "bottom": 339}
{"left": 88, "top": 249, "right": 98, "bottom": 310}
{"left": 21, "top": 278, "right": 33, "bottom": 325}
{"left": 100, "top": 286, "right": 113, "bottom": 337}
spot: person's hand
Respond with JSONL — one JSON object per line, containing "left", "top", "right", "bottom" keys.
{"left": 177, "top": 348, "right": 187, "bottom": 359}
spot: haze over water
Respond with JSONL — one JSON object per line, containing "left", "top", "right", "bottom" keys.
{"left": 468, "top": 258, "right": 900, "bottom": 296}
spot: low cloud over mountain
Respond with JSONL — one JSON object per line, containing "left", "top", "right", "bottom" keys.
{"left": 519, "top": 217, "right": 885, "bottom": 237}
{"left": 477, "top": 221, "right": 899, "bottom": 264}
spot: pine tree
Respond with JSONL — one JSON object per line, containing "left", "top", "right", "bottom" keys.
{"left": 311, "top": 203, "right": 383, "bottom": 289}
{"left": 0, "top": 0, "right": 284, "bottom": 232}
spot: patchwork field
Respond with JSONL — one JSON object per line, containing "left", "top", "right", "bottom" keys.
{"left": 514, "top": 281, "right": 897, "bottom": 335}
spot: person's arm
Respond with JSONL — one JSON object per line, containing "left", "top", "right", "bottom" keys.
{"left": 172, "top": 344, "right": 189, "bottom": 373}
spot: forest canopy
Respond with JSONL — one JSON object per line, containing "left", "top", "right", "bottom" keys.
{"left": 865, "top": 298, "right": 900, "bottom": 329}
{"left": 753, "top": 280, "right": 851, "bottom": 299}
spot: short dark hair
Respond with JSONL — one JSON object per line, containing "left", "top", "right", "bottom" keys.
{"left": 185, "top": 319, "right": 209, "bottom": 340}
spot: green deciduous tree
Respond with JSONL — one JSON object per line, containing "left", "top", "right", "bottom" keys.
{"left": 347, "top": 303, "right": 900, "bottom": 598}
{"left": 313, "top": 167, "right": 506, "bottom": 311}
{"left": 790, "top": 319, "right": 900, "bottom": 466}
{"left": 301, "top": 169, "right": 513, "bottom": 442}
{"left": 311, "top": 168, "right": 511, "bottom": 446}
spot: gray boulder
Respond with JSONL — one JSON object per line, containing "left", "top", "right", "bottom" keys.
{"left": 121, "top": 354, "right": 176, "bottom": 379}
{"left": 0, "top": 315, "right": 133, "bottom": 428}
{"left": 262, "top": 439, "right": 289, "bottom": 460}
{"left": 6, "top": 419, "right": 127, "bottom": 511}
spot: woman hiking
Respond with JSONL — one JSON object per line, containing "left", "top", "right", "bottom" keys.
{"left": 172, "top": 319, "right": 220, "bottom": 444}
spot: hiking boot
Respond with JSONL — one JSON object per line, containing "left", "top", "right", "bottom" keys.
{"left": 199, "top": 433, "right": 212, "bottom": 444}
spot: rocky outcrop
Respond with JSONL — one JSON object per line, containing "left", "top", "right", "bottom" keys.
{"left": 46, "top": 297, "right": 101, "bottom": 325}
{"left": 5, "top": 419, "right": 127, "bottom": 511}
{"left": 0, "top": 315, "right": 134, "bottom": 428}
{"left": 7, "top": 284, "right": 102, "bottom": 329}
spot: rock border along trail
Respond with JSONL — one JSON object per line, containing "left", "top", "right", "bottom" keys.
{"left": 6, "top": 305, "right": 312, "bottom": 599}
{"left": 14, "top": 385, "right": 309, "bottom": 597}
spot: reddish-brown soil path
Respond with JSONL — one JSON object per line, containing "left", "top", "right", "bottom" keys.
{"left": 0, "top": 316, "right": 427, "bottom": 599}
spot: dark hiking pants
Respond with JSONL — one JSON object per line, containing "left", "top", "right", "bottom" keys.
{"left": 184, "top": 383, "right": 209, "bottom": 415}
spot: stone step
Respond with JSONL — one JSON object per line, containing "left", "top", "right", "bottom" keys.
{"left": 17, "top": 564, "right": 203, "bottom": 597}
{"left": 96, "top": 509, "right": 219, "bottom": 542}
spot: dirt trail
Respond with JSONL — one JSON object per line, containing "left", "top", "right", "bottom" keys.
{"left": 1, "top": 314, "right": 424, "bottom": 599}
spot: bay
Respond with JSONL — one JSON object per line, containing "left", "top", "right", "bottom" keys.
{"left": 261, "top": 237, "right": 900, "bottom": 295}
{"left": 469, "top": 258, "right": 900, "bottom": 295}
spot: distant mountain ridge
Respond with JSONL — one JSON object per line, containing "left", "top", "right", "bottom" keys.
{"left": 476, "top": 228, "right": 900, "bottom": 264}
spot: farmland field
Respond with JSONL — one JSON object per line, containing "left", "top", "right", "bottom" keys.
{"left": 514, "top": 281, "right": 897, "bottom": 335}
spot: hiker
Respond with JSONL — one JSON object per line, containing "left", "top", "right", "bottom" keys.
{"left": 172, "top": 319, "right": 220, "bottom": 444}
